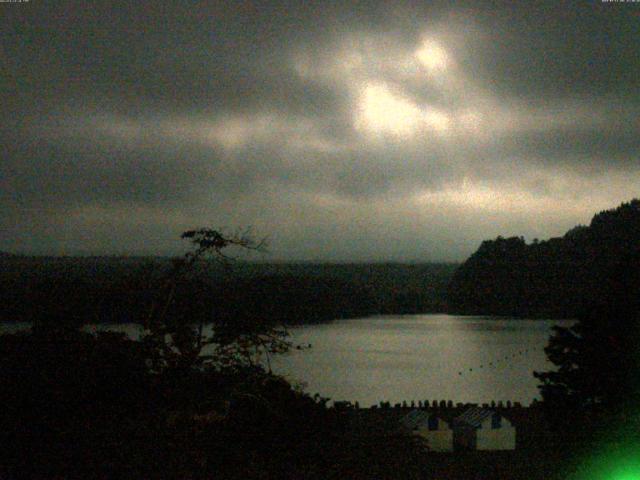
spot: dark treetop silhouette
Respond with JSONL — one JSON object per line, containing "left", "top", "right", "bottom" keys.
{"left": 448, "top": 199, "right": 640, "bottom": 319}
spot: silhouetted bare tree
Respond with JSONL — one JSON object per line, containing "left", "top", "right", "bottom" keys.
{"left": 143, "top": 228, "right": 291, "bottom": 373}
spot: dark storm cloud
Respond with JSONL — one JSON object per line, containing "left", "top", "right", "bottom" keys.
{"left": 1, "top": 0, "right": 639, "bottom": 259}
{"left": 1, "top": 138, "right": 221, "bottom": 209}
{"left": 1, "top": 1, "right": 355, "bottom": 116}
{"left": 463, "top": 2, "right": 640, "bottom": 100}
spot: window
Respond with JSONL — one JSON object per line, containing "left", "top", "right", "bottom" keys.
{"left": 428, "top": 416, "right": 438, "bottom": 431}
{"left": 491, "top": 413, "right": 501, "bottom": 429}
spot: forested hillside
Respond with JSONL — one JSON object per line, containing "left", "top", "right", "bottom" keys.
{"left": 448, "top": 199, "right": 640, "bottom": 318}
{"left": 0, "top": 258, "right": 456, "bottom": 326}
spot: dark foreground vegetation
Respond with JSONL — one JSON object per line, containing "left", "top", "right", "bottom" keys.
{"left": 0, "top": 230, "right": 434, "bottom": 479}
{"left": 0, "top": 325, "right": 433, "bottom": 479}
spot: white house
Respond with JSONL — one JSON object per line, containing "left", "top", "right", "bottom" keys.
{"left": 400, "top": 410, "right": 454, "bottom": 452}
{"left": 453, "top": 407, "right": 516, "bottom": 451}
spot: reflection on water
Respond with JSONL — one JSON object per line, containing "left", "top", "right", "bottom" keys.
{"left": 0, "top": 314, "right": 572, "bottom": 407}
{"left": 270, "top": 314, "right": 573, "bottom": 407}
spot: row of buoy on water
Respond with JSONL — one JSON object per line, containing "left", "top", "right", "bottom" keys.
{"left": 457, "top": 348, "right": 531, "bottom": 376}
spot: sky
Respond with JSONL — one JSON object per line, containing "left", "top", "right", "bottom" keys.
{"left": 1, "top": 0, "right": 639, "bottom": 261}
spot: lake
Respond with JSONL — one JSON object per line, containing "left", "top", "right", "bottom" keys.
{"left": 269, "top": 314, "right": 572, "bottom": 407}
{"left": 1, "top": 314, "right": 571, "bottom": 407}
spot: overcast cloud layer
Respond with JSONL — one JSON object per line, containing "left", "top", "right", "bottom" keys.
{"left": 1, "top": 1, "right": 639, "bottom": 261}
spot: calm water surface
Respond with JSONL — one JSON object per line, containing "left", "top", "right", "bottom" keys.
{"left": 270, "top": 314, "right": 573, "bottom": 406}
{"left": 1, "top": 314, "right": 572, "bottom": 407}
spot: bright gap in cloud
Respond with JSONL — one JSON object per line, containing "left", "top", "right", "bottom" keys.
{"left": 413, "top": 171, "right": 640, "bottom": 220}
{"left": 355, "top": 83, "right": 450, "bottom": 137}
{"left": 415, "top": 39, "right": 449, "bottom": 73}
{"left": 414, "top": 179, "right": 540, "bottom": 213}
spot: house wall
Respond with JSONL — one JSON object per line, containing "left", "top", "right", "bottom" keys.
{"left": 476, "top": 417, "right": 516, "bottom": 450}
{"left": 416, "top": 426, "right": 453, "bottom": 452}
{"left": 453, "top": 426, "right": 476, "bottom": 451}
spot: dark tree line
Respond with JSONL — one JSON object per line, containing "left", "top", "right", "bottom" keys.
{"left": 0, "top": 258, "right": 456, "bottom": 327}
{"left": 448, "top": 199, "right": 640, "bottom": 318}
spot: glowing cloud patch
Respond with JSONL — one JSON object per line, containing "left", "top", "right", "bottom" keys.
{"left": 355, "top": 83, "right": 450, "bottom": 137}
{"left": 415, "top": 40, "right": 449, "bottom": 73}
{"left": 356, "top": 83, "right": 423, "bottom": 137}
{"left": 424, "top": 109, "right": 451, "bottom": 132}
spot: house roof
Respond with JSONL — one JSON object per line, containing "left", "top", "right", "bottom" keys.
{"left": 400, "top": 409, "right": 449, "bottom": 430}
{"left": 454, "top": 407, "right": 495, "bottom": 428}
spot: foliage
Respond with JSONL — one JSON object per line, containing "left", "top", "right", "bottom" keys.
{"left": 141, "top": 228, "right": 293, "bottom": 373}
{"left": 0, "top": 228, "right": 435, "bottom": 478}
{"left": 448, "top": 199, "right": 640, "bottom": 318}
{"left": 0, "top": 327, "right": 429, "bottom": 479}
{"left": 0, "top": 326, "right": 162, "bottom": 478}
{"left": 533, "top": 248, "right": 640, "bottom": 437}
{"left": 0, "top": 258, "right": 456, "bottom": 326}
